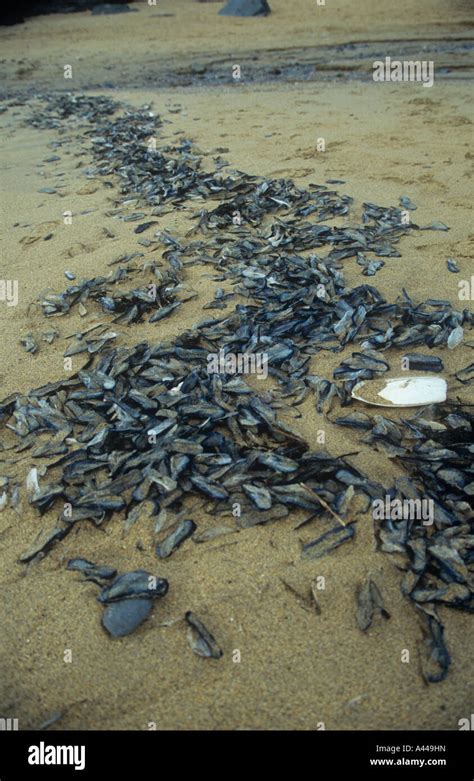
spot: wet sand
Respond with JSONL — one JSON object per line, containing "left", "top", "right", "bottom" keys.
{"left": 0, "top": 0, "right": 473, "bottom": 730}
{"left": 1, "top": 0, "right": 473, "bottom": 93}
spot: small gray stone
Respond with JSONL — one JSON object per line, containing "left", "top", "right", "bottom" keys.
{"left": 102, "top": 598, "right": 152, "bottom": 637}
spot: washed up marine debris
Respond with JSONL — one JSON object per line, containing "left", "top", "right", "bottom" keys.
{"left": 67, "top": 561, "right": 168, "bottom": 637}
{"left": 356, "top": 577, "right": 390, "bottom": 631}
{"left": 352, "top": 376, "right": 448, "bottom": 408}
{"left": 0, "top": 94, "right": 471, "bottom": 676}
{"left": 336, "top": 403, "right": 474, "bottom": 682}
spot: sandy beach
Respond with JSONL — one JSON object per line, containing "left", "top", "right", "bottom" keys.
{"left": 0, "top": 0, "right": 473, "bottom": 732}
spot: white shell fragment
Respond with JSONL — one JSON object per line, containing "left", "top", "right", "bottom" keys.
{"left": 352, "top": 376, "right": 448, "bottom": 408}
{"left": 447, "top": 326, "right": 463, "bottom": 350}
{"left": 26, "top": 467, "right": 40, "bottom": 498}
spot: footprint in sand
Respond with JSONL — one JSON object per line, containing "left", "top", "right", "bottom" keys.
{"left": 19, "top": 221, "right": 59, "bottom": 246}
{"left": 61, "top": 242, "right": 97, "bottom": 259}
{"left": 76, "top": 183, "right": 100, "bottom": 195}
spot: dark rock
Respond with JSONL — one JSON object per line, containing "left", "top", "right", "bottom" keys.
{"left": 219, "top": 0, "right": 271, "bottom": 17}
{"left": 102, "top": 598, "right": 152, "bottom": 637}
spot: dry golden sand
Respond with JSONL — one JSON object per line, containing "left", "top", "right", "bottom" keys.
{"left": 0, "top": 1, "right": 473, "bottom": 731}
{"left": 0, "top": 0, "right": 472, "bottom": 92}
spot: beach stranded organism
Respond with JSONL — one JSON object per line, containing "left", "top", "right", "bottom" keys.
{"left": 447, "top": 326, "right": 464, "bottom": 350}
{"left": 186, "top": 611, "right": 223, "bottom": 658}
{"left": 95, "top": 570, "right": 169, "bottom": 637}
{"left": 356, "top": 578, "right": 390, "bottom": 631}
{"left": 351, "top": 377, "right": 448, "bottom": 407}
{"left": 401, "top": 354, "right": 444, "bottom": 373}
{"left": 4, "top": 93, "right": 472, "bottom": 684}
